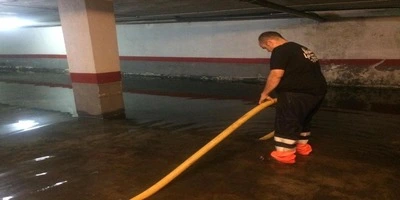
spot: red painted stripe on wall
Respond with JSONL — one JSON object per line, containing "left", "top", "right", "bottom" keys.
{"left": 319, "top": 59, "right": 400, "bottom": 66}
{"left": 0, "top": 54, "right": 67, "bottom": 59}
{"left": 120, "top": 56, "right": 269, "bottom": 64}
{"left": 120, "top": 57, "right": 400, "bottom": 66}
{"left": 70, "top": 71, "right": 121, "bottom": 84}
{"left": 0, "top": 54, "right": 400, "bottom": 66}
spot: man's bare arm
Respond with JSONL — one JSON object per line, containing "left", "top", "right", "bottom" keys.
{"left": 259, "top": 69, "right": 284, "bottom": 104}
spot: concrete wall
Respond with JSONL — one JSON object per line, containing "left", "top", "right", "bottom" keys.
{"left": 0, "top": 27, "right": 65, "bottom": 54}
{"left": 0, "top": 17, "right": 399, "bottom": 87}
{"left": 116, "top": 18, "right": 400, "bottom": 59}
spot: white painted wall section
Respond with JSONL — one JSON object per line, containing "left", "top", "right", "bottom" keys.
{"left": 0, "top": 17, "right": 399, "bottom": 60}
{"left": 0, "top": 27, "right": 66, "bottom": 55}
{"left": 116, "top": 17, "right": 400, "bottom": 59}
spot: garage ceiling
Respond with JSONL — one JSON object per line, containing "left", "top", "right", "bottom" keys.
{"left": 0, "top": 0, "right": 399, "bottom": 27}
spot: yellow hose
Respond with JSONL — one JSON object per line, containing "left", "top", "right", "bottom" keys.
{"left": 131, "top": 99, "right": 277, "bottom": 200}
{"left": 259, "top": 131, "right": 275, "bottom": 140}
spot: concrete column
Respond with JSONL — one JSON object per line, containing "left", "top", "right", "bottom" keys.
{"left": 58, "top": 0, "right": 125, "bottom": 118}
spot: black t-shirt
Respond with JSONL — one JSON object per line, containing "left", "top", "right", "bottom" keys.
{"left": 270, "top": 42, "right": 327, "bottom": 95}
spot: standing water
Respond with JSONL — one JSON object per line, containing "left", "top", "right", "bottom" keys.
{"left": 0, "top": 72, "right": 399, "bottom": 200}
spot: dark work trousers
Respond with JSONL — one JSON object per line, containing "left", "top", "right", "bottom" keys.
{"left": 274, "top": 92, "right": 325, "bottom": 149}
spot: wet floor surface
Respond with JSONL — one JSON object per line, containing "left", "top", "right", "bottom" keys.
{"left": 1, "top": 72, "right": 400, "bottom": 200}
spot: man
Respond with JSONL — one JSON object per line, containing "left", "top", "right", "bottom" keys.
{"left": 258, "top": 31, "right": 327, "bottom": 164}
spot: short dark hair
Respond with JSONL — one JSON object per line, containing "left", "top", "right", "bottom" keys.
{"left": 258, "top": 31, "right": 284, "bottom": 42}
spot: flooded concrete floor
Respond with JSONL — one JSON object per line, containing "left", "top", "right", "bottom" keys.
{"left": 0, "top": 72, "right": 400, "bottom": 200}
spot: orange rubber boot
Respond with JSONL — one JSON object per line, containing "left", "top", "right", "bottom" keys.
{"left": 270, "top": 150, "right": 296, "bottom": 164}
{"left": 296, "top": 143, "right": 312, "bottom": 155}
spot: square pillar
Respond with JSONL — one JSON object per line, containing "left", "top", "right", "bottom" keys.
{"left": 58, "top": 0, "right": 125, "bottom": 118}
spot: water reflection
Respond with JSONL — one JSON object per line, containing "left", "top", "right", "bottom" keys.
{"left": 36, "top": 180, "right": 68, "bottom": 192}
{"left": 0, "top": 72, "right": 398, "bottom": 117}
{"left": 33, "top": 156, "right": 53, "bottom": 162}
{"left": 34, "top": 172, "right": 47, "bottom": 177}
{"left": 13, "top": 120, "right": 38, "bottom": 131}
{"left": 0, "top": 81, "right": 76, "bottom": 116}
{"left": 0, "top": 115, "right": 72, "bottom": 136}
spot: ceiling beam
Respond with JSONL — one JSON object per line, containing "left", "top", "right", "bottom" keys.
{"left": 241, "top": 0, "right": 326, "bottom": 22}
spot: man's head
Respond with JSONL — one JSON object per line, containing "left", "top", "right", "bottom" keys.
{"left": 258, "top": 31, "right": 287, "bottom": 52}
